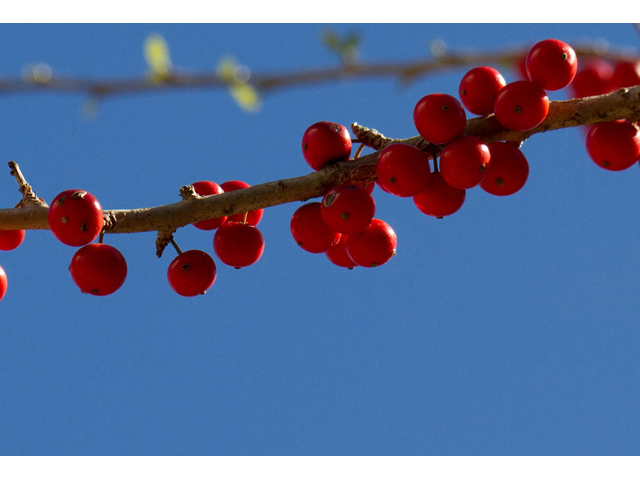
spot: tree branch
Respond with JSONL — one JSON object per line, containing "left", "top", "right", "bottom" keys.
{"left": 2, "top": 85, "right": 640, "bottom": 235}
{"left": 3, "top": 43, "right": 636, "bottom": 99}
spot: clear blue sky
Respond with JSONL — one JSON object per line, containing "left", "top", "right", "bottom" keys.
{"left": 0, "top": 24, "right": 639, "bottom": 456}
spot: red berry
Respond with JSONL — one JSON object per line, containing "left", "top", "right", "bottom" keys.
{"left": 167, "top": 249, "right": 217, "bottom": 297}
{"left": 325, "top": 235, "right": 357, "bottom": 269}
{"left": 439, "top": 136, "right": 491, "bottom": 190}
{"left": 458, "top": 66, "right": 506, "bottom": 115}
{"left": 480, "top": 142, "right": 530, "bottom": 196}
{"left": 301, "top": 121, "right": 352, "bottom": 171}
{"left": 585, "top": 120, "right": 640, "bottom": 171}
{"left": 48, "top": 189, "right": 104, "bottom": 247}
{"left": 0, "top": 230, "right": 25, "bottom": 251}
{"left": 345, "top": 219, "right": 397, "bottom": 268}
{"left": 413, "top": 172, "right": 466, "bottom": 218}
{"left": 290, "top": 202, "right": 341, "bottom": 254}
{"left": 494, "top": 81, "right": 549, "bottom": 131}
{"left": 69, "top": 243, "right": 127, "bottom": 296}
{"left": 570, "top": 59, "right": 614, "bottom": 98}
{"left": 413, "top": 93, "right": 467, "bottom": 144}
{"left": 321, "top": 184, "right": 375, "bottom": 234}
{"left": 611, "top": 60, "right": 640, "bottom": 90}
{"left": 376, "top": 143, "right": 431, "bottom": 197}
{"left": 192, "top": 181, "right": 227, "bottom": 231}
{"left": 0, "top": 265, "right": 6, "bottom": 301}
{"left": 219, "top": 180, "right": 264, "bottom": 226}
{"left": 526, "top": 39, "right": 577, "bottom": 91}
{"left": 213, "top": 221, "right": 265, "bottom": 268}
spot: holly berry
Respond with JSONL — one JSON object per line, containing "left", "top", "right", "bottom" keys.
{"left": 611, "top": 60, "right": 640, "bottom": 90}
{"left": 570, "top": 59, "right": 614, "bottom": 98}
{"left": 213, "top": 221, "right": 265, "bottom": 268}
{"left": 48, "top": 189, "right": 104, "bottom": 247}
{"left": 301, "top": 121, "right": 352, "bottom": 171}
{"left": 413, "top": 93, "right": 467, "bottom": 144}
{"left": 0, "top": 265, "right": 6, "bottom": 301}
{"left": 167, "top": 249, "right": 217, "bottom": 297}
{"left": 0, "top": 230, "right": 25, "bottom": 251}
{"left": 585, "top": 120, "right": 640, "bottom": 171}
{"left": 69, "top": 243, "right": 127, "bottom": 296}
{"left": 219, "top": 180, "right": 264, "bottom": 226}
{"left": 376, "top": 143, "right": 431, "bottom": 197}
{"left": 480, "top": 142, "right": 530, "bottom": 196}
{"left": 439, "top": 136, "right": 491, "bottom": 190}
{"left": 526, "top": 39, "right": 577, "bottom": 91}
{"left": 345, "top": 219, "right": 397, "bottom": 268}
{"left": 458, "top": 66, "right": 506, "bottom": 116}
{"left": 413, "top": 172, "right": 466, "bottom": 218}
{"left": 192, "top": 181, "right": 227, "bottom": 231}
{"left": 325, "top": 235, "right": 357, "bottom": 269}
{"left": 494, "top": 80, "right": 549, "bottom": 131}
{"left": 290, "top": 202, "right": 341, "bottom": 254}
{"left": 321, "top": 184, "right": 375, "bottom": 234}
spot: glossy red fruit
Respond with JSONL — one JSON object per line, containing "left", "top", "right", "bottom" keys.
{"left": 570, "top": 59, "right": 614, "bottom": 98}
{"left": 439, "top": 136, "right": 491, "bottom": 190}
{"left": 301, "top": 121, "right": 352, "bottom": 171}
{"left": 0, "top": 230, "right": 25, "bottom": 251}
{"left": 345, "top": 219, "right": 397, "bottom": 268}
{"left": 413, "top": 93, "right": 467, "bottom": 144}
{"left": 413, "top": 172, "right": 466, "bottom": 218}
{"left": 585, "top": 120, "right": 640, "bottom": 171}
{"left": 192, "top": 181, "right": 227, "bottom": 231}
{"left": 213, "top": 221, "right": 265, "bottom": 268}
{"left": 480, "top": 142, "right": 530, "bottom": 196}
{"left": 376, "top": 143, "right": 431, "bottom": 197}
{"left": 458, "top": 66, "right": 506, "bottom": 116}
{"left": 325, "top": 235, "right": 357, "bottom": 269}
{"left": 219, "top": 180, "right": 263, "bottom": 226}
{"left": 0, "top": 265, "right": 6, "bottom": 301}
{"left": 526, "top": 39, "right": 577, "bottom": 91}
{"left": 69, "top": 243, "right": 127, "bottom": 296}
{"left": 167, "top": 249, "right": 217, "bottom": 297}
{"left": 290, "top": 202, "right": 341, "bottom": 254}
{"left": 321, "top": 184, "right": 375, "bottom": 234}
{"left": 611, "top": 60, "right": 640, "bottom": 89}
{"left": 48, "top": 189, "right": 103, "bottom": 247}
{"left": 494, "top": 81, "right": 549, "bottom": 131}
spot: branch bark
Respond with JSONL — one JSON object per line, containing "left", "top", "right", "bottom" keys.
{"left": 2, "top": 85, "right": 640, "bottom": 235}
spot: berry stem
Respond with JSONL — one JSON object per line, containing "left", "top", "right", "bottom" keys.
{"left": 170, "top": 238, "right": 183, "bottom": 256}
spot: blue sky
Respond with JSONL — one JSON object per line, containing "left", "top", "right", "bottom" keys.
{"left": 0, "top": 24, "right": 639, "bottom": 456}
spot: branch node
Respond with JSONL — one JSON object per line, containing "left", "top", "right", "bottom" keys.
{"left": 156, "top": 228, "right": 177, "bottom": 258}
{"left": 9, "top": 161, "right": 47, "bottom": 207}
{"left": 351, "top": 123, "right": 393, "bottom": 150}
{"left": 179, "top": 184, "right": 198, "bottom": 200}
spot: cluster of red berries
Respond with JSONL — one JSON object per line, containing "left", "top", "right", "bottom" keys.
{"left": 2, "top": 39, "right": 639, "bottom": 301}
